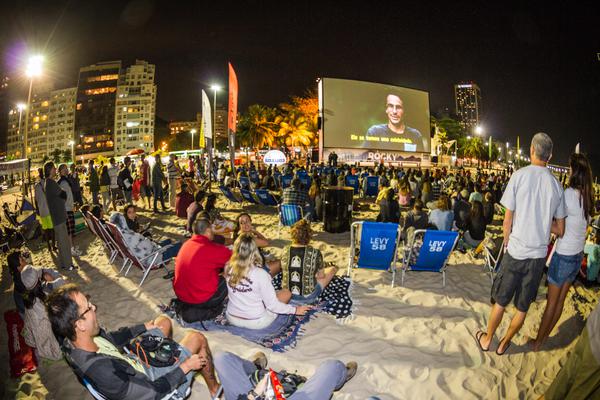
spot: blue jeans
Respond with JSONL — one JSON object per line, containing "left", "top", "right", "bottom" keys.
{"left": 153, "top": 185, "right": 166, "bottom": 211}
{"left": 290, "top": 284, "right": 323, "bottom": 305}
{"left": 214, "top": 352, "right": 347, "bottom": 400}
{"left": 159, "top": 239, "right": 182, "bottom": 261}
{"left": 548, "top": 252, "right": 583, "bottom": 287}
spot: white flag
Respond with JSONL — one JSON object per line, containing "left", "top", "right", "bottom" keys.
{"left": 201, "top": 90, "right": 212, "bottom": 140}
{"left": 575, "top": 143, "right": 580, "bottom": 154}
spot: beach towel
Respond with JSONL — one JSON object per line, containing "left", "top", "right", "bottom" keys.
{"left": 163, "top": 303, "right": 317, "bottom": 352}
{"left": 272, "top": 273, "right": 355, "bottom": 320}
{"left": 4, "top": 310, "right": 38, "bottom": 378}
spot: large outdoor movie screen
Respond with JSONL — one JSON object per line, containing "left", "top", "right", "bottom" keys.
{"left": 321, "top": 78, "right": 430, "bottom": 153}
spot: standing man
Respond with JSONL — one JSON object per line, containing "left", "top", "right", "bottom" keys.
{"left": 152, "top": 155, "right": 168, "bottom": 213}
{"left": 58, "top": 164, "right": 81, "bottom": 257}
{"left": 118, "top": 156, "right": 134, "bottom": 204}
{"left": 475, "top": 133, "right": 565, "bottom": 355}
{"left": 107, "top": 157, "right": 120, "bottom": 210}
{"left": 87, "top": 160, "right": 99, "bottom": 206}
{"left": 167, "top": 154, "right": 181, "bottom": 209}
{"left": 139, "top": 154, "right": 152, "bottom": 209}
{"left": 43, "top": 162, "right": 75, "bottom": 271}
{"left": 69, "top": 164, "right": 84, "bottom": 206}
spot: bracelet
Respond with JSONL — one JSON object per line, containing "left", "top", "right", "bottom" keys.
{"left": 247, "top": 389, "right": 259, "bottom": 399}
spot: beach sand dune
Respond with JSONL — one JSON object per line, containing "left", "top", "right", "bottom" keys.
{"left": 1, "top": 197, "right": 595, "bottom": 399}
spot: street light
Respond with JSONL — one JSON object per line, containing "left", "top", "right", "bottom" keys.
{"left": 475, "top": 126, "right": 483, "bottom": 136}
{"left": 68, "top": 140, "right": 75, "bottom": 164}
{"left": 16, "top": 103, "right": 26, "bottom": 156}
{"left": 190, "top": 128, "right": 197, "bottom": 151}
{"left": 23, "top": 55, "right": 44, "bottom": 159}
{"left": 467, "top": 135, "right": 472, "bottom": 140}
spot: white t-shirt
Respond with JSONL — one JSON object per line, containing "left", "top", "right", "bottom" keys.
{"left": 501, "top": 165, "right": 566, "bottom": 259}
{"left": 226, "top": 267, "right": 296, "bottom": 320}
{"left": 555, "top": 188, "right": 588, "bottom": 255}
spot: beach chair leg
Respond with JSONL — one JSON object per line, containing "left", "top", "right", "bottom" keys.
{"left": 442, "top": 270, "right": 446, "bottom": 287}
{"left": 109, "top": 249, "right": 118, "bottom": 264}
{"left": 391, "top": 267, "right": 396, "bottom": 288}
{"left": 124, "top": 261, "right": 133, "bottom": 276}
{"left": 401, "top": 268, "right": 405, "bottom": 286}
{"left": 139, "top": 254, "right": 160, "bottom": 287}
{"left": 119, "top": 258, "right": 129, "bottom": 274}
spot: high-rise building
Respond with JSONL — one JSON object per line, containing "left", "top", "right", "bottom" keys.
{"left": 0, "top": 76, "right": 9, "bottom": 156}
{"left": 114, "top": 60, "right": 156, "bottom": 154}
{"left": 168, "top": 120, "right": 199, "bottom": 136}
{"left": 454, "top": 82, "right": 482, "bottom": 133}
{"left": 26, "top": 82, "right": 54, "bottom": 162}
{"left": 7, "top": 106, "right": 23, "bottom": 159}
{"left": 214, "top": 104, "right": 227, "bottom": 139}
{"left": 75, "top": 61, "right": 121, "bottom": 159}
{"left": 47, "top": 87, "right": 77, "bottom": 160}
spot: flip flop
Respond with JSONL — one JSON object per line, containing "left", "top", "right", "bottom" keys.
{"left": 496, "top": 339, "right": 511, "bottom": 355}
{"left": 474, "top": 330, "right": 490, "bottom": 352}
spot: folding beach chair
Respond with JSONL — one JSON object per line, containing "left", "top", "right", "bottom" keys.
{"left": 401, "top": 229, "right": 459, "bottom": 287}
{"left": 240, "top": 188, "right": 259, "bottom": 205}
{"left": 362, "top": 176, "right": 379, "bottom": 198}
{"left": 475, "top": 236, "right": 504, "bottom": 283}
{"left": 249, "top": 170, "right": 260, "bottom": 184}
{"left": 219, "top": 185, "right": 242, "bottom": 205}
{"left": 254, "top": 189, "right": 279, "bottom": 206}
{"left": 238, "top": 176, "right": 251, "bottom": 190}
{"left": 106, "top": 222, "right": 174, "bottom": 287}
{"left": 280, "top": 174, "right": 293, "bottom": 189}
{"left": 87, "top": 213, "right": 120, "bottom": 264}
{"left": 345, "top": 175, "right": 359, "bottom": 194}
{"left": 279, "top": 204, "right": 303, "bottom": 227}
{"left": 297, "top": 173, "right": 311, "bottom": 189}
{"left": 273, "top": 171, "right": 282, "bottom": 188}
{"left": 347, "top": 221, "right": 402, "bottom": 287}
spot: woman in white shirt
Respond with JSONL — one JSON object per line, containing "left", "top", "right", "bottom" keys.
{"left": 531, "top": 153, "right": 594, "bottom": 351}
{"left": 225, "top": 233, "right": 311, "bottom": 330}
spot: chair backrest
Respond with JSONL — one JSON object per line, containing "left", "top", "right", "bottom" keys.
{"left": 20, "top": 198, "right": 35, "bottom": 212}
{"left": 238, "top": 176, "right": 250, "bottom": 189}
{"left": 280, "top": 175, "right": 293, "bottom": 189}
{"left": 254, "top": 189, "right": 278, "bottom": 206}
{"left": 88, "top": 214, "right": 112, "bottom": 247}
{"left": 219, "top": 185, "right": 241, "bottom": 203}
{"left": 279, "top": 204, "right": 303, "bottom": 226}
{"left": 356, "top": 222, "right": 400, "bottom": 270}
{"left": 365, "top": 176, "right": 380, "bottom": 196}
{"left": 240, "top": 188, "right": 258, "bottom": 204}
{"left": 84, "top": 378, "right": 108, "bottom": 400}
{"left": 82, "top": 211, "right": 97, "bottom": 236}
{"left": 410, "top": 230, "right": 459, "bottom": 272}
{"left": 298, "top": 174, "right": 311, "bottom": 190}
{"left": 249, "top": 170, "right": 259, "bottom": 183}
{"left": 345, "top": 175, "right": 359, "bottom": 194}
{"left": 105, "top": 222, "right": 144, "bottom": 269}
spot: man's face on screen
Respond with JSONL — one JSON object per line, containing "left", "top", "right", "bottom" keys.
{"left": 386, "top": 95, "right": 404, "bottom": 126}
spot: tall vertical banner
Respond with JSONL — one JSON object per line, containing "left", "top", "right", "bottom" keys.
{"left": 201, "top": 90, "right": 213, "bottom": 179}
{"left": 228, "top": 62, "right": 238, "bottom": 170}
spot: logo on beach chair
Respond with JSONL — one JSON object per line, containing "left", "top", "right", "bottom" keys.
{"left": 370, "top": 237, "right": 389, "bottom": 251}
{"left": 428, "top": 240, "right": 447, "bottom": 253}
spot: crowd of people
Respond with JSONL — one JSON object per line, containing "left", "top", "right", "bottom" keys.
{"left": 5, "top": 131, "right": 600, "bottom": 399}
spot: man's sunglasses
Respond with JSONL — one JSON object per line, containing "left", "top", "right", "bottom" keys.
{"left": 78, "top": 294, "right": 96, "bottom": 320}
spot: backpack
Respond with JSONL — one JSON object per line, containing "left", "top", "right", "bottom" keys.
{"left": 126, "top": 334, "right": 180, "bottom": 368}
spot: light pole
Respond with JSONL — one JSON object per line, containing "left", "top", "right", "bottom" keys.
{"left": 16, "top": 103, "right": 26, "bottom": 157}
{"left": 23, "top": 55, "right": 44, "bottom": 159}
{"left": 68, "top": 140, "right": 75, "bottom": 164}
{"left": 190, "top": 128, "right": 196, "bottom": 151}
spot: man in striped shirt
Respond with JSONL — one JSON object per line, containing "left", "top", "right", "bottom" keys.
{"left": 167, "top": 154, "right": 181, "bottom": 209}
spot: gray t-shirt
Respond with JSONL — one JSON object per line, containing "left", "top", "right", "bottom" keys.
{"left": 500, "top": 165, "right": 566, "bottom": 260}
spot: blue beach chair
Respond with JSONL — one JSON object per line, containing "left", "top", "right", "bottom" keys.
{"left": 254, "top": 189, "right": 279, "bottom": 206}
{"left": 345, "top": 175, "right": 359, "bottom": 194}
{"left": 219, "top": 186, "right": 242, "bottom": 205}
{"left": 347, "top": 221, "right": 402, "bottom": 287}
{"left": 280, "top": 174, "right": 293, "bottom": 189}
{"left": 240, "top": 188, "right": 258, "bottom": 205}
{"left": 362, "top": 176, "right": 379, "bottom": 197}
{"left": 238, "top": 176, "right": 251, "bottom": 190}
{"left": 279, "top": 203, "right": 303, "bottom": 227}
{"left": 401, "top": 229, "right": 459, "bottom": 287}
{"left": 297, "top": 173, "right": 311, "bottom": 189}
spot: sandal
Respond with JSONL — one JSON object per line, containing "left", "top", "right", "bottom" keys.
{"left": 474, "top": 330, "right": 490, "bottom": 352}
{"left": 496, "top": 338, "right": 511, "bottom": 355}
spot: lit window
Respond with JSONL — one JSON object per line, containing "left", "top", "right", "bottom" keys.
{"left": 33, "top": 124, "right": 39, "bottom": 130}
{"left": 84, "top": 87, "right": 116, "bottom": 95}
{"left": 33, "top": 116, "right": 40, "bottom": 122}
{"left": 41, "top": 101, "right": 49, "bottom": 107}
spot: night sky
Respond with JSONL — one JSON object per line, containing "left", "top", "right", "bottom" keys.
{"left": 1, "top": 1, "right": 599, "bottom": 167}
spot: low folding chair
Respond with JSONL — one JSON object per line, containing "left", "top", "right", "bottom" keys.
{"left": 347, "top": 221, "right": 402, "bottom": 287}
{"left": 87, "top": 213, "right": 120, "bottom": 264}
{"left": 280, "top": 174, "right": 293, "bottom": 189}
{"left": 106, "top": 222, "right": 173, "bottom": 287}
{"left": 345, "top": 175, "right": 359, "bottom": 194}
{"left": 401, "top": 229, "right": 459, "bottom": 287}
{"left": 219, "top": 185, "right": 242, "bottom": 205}
{"left": 254, "top": 189, "right": 279, "bottom": 206}
{"left": 362, "top": 176, "right": 379, "bottom": 197}
{"left": 240, "top": 188, "right": 259, "bottom": 205}
{"left": 249, "top": 170, "right": 260, "bottom": 184}
{"left": 278, "top": 203, "right": 303, "bottom": 228}
{"left": 297, "top": 172, "right": 311, "bottom": 189}
{"left": 238, "top": 176, "right": 251, "bottom": 190}
{"left": 475, "top": 236, "right": 504, "bottom": 283}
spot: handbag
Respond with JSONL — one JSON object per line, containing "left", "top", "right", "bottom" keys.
{"left": 127, "top": 334, "right": 180, "bottom": 368}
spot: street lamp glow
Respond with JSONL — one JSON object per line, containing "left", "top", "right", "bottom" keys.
{"left": 16, "top": 103, "right": 26, "bottom": 111}
{"left": 475, "top": 126, "right": 483, "bottom": 136}
{"left": 25, "top": 55, "right": 44, "bottom": 77}
{"left": 190, "top": 129, "right": 197, "bottom": 134}
{"left": 506, "top": 142, "right": 509, "bottom": 148}
{"left": 466, "top": 135, "right": 472, "bottom": 140}
{"left": 210, "top": 84, "right": 222, "bottom": 91}
{"left": 68, "top": 140, "right": 75, "bottom": 146}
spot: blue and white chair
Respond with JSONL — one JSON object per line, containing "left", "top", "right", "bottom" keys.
{"left": 345, "top": 175, "right": 359, "bottom": 194}
{"left": 297, "top": 173, "right": 311, "bottom": 189}
{"left": 347, "top": 221, "right": 402, "bottom": 287}
{"left": 280, "top": 174, "right": 293, "bottom": 189}
{"left": 254, "top": 189, "right": 279, "bottom": 206}
{"left": 239, "top": 188, "right": 258, "bottom": 205}
{"left": 362, "top": 176, "right": 380, "bottom": 197}
{"left": 400, "top": 229, "right": 459, "bottom": 287}
{"left": 279, "top": 204, "right": 303, "bottom": 227}
{"left": 238, "top": 176, "right": 251, "bottom": 190}
{"left": 249, "top": 170, "right": 260, "bottom": 184}
{"left": 219, "top": 186, "right": 242, "bottom": 205}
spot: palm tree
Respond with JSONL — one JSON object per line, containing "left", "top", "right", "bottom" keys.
{"left": 50, "top": 149, "right": 62, "bottom": 164}
{"left": 462, "top": 136, "right": 485, "bottom": 165}
{"left": 276, "top": 112, "right": 316, "bottom": 156}
{"left": 237, "top": 105, "right": 279, "bottom": 150}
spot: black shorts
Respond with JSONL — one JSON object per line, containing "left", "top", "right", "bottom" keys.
{"left": 491, "top": 252, "right": 546, "bottom": 312}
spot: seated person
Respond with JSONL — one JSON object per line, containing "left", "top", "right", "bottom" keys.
{"left": 403, "top": 199, "right": 429, "bottom": 231}
{"left": 205, "top": 193, "right": 235, "bottom": 235}
{"left": 377, "top": 188, "right": 400, "bottom": 223}
{"left": 45, "top": 284, "right": 220, "bottom": 398}
{"left": 482, "top": 191, "right": 495, "bottom": 225}
{"left": 10, "top": 249, "right": 66, "bottom": 360}
{"left": 186, "top": 190, "right": 205, "bottom": 235}
{"left": 281, "top": 220, "right": 337, "bottom": 304}
{"left": 109, "top": 212, "right": 181, "bottom": 266}
{"left": 453, "top": 189, "right": 471, "bottom": 230}
{"left": 233, "top": 212, "right": 281, "bottom": 276}
{"left": 225, "top": 234, "right": 311, "bottom": 329}
{"left": 428, "top": 195, "right": 454, "bottom": 231}
{"left": 398, "top": 184, "right": 412, "bottom": 208}
{"left": 214, "top": 351, "right": 357, "bottom": 400}
{"left": 173, "top": 219, "right": 231, "bottom": 323}
{"left": 90, "top": 204, "right": 106, "bottom": 225}
{"left": 282, "top": 178, "right": 310, "bottom": 216}
{"left": 175, "top": 183, "right": 194, "bottom": 219}
{"left": 123, "top": 204, "right": 151, "bottom": 236}
{"left": 461, "top": 200, "right": 488, "bottom": 249}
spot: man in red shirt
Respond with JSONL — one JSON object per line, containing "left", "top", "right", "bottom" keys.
{"left": 173, "top": 219, "right": 231, "bottom": 322}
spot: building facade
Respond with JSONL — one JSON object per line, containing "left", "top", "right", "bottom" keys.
{"left": 0, "top": 76, "right": 9, "bottom": 156}
{"left": 75, "top": 61, "right": 121, "bottom": 159}
{"left": 454, "top": 82, "right": 482, "bottom": 133}
{"left": 25, "top": 83, "right": 54, "bottom": 162}
{"left": 6, "top": 106, "right": 22, "bottom": 159}
{"left": 47, "top": 87, "right": 77, "bottom": 161}
{"left": 114, "top": 60, "right": 156, "bottom": 154}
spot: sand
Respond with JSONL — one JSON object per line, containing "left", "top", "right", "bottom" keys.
{"left": 1, "top": 190, "right": 598, "bottom": 400}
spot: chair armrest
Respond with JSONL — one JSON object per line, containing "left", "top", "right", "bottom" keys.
{"left": 138, "top": 244, "right": 173, "bottom": 262}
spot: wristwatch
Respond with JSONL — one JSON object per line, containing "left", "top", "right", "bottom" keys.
{"left": 247, "top": 389, "right": 260, "bottom": 400}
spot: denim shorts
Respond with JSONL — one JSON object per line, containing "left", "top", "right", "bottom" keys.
{"left": 548, "top": 252, "right": 583, "bottom": 287}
